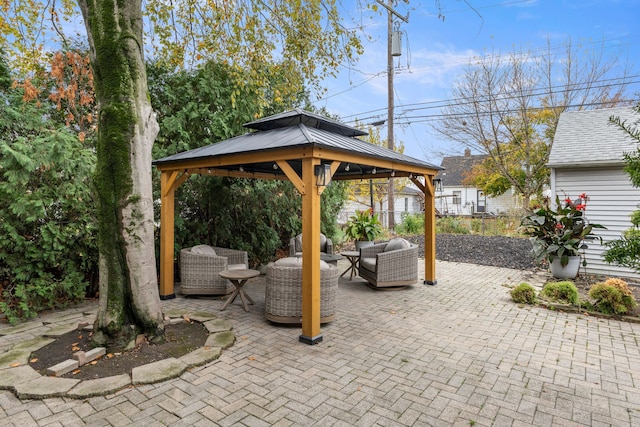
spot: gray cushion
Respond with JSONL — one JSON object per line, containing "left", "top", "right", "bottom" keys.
{"left": 191, "top": 245, "right": 217, "bottom": 256}
{"left": 360, "top": 257, "right": 376, "bottom": 272}
{"left": 275, "top": 257, "right": 303, "bottom": 267}
{"left": 319, "top": 234, "right": 327, "bottom": 250}
{"left": 384, "top": 238, "right": 410, "bottom": 252}
{"left": 274, "top": 257, "right": 330, "bottom": 270}
{"left": 228, "top": 263, "right": 246, "bottom": 270}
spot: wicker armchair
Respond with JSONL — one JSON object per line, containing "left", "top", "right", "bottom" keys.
{"left": 265, "top": 257, "right": 339, "bottom": 324}
{"left": 179, "top": 245, "right": 248, "bottom": 296}
{"left": 358, "top": 238, "right": 418, "bottom": 289}
{"left": 289, "top": 233, "right": 333, "bottom": 257}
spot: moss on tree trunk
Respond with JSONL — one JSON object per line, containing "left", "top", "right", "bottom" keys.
{"left": 79, "top": 0, "right": 164, "bottom": 349}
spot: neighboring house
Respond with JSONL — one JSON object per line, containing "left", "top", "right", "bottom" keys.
{"left": 435, "top": 149, "right": 520, "bottom": 216}
{"left": 548, "top": 106, "right": 640, "bottom": 279}
{"left": 339, "top": 184, "right": 425, "bottom": 228}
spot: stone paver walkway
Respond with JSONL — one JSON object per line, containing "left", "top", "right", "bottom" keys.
{"left": 1, "top": 260, "right": 639, "bottom": 426}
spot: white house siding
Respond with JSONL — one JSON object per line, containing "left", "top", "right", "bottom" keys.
{"left": 486, "top": 189, "right": 520, "bottom": 214}
{"left": 553, "top": 167, "right": 640, "bottom": 279}
{"left": 339, "top": 187, "right": 424, "bottom": 228}
{"left": 436, "top": 186, "right": 519, "bottom": 216}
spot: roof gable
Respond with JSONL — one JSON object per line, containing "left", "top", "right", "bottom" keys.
{"left": 549, "top": 107, "right": 639, "bottom": 168}
{"left": 436, "top": 153, "right": 488, "bottom": 186}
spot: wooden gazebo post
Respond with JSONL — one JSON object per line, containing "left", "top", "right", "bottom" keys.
{"left": 299, "top": 157, "right": 323, "bottom": 344}
{"left": 411, "top": 175, "right": 437, "bottom": 285}
{"left": 159, "top": 170, "right": 188, "bottom": 299}
{"left": 423, "top": 176, "right": 437, "bottom": 285}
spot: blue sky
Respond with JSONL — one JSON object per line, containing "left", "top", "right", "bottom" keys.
{"left": 313, "top": 0, "right": 640, "bottom": 164}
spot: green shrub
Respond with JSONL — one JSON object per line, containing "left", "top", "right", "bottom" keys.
{"left": 511, "top": 282, "right": 537, "bottom": 304}
{"left": 0, "top": 91, "right": 98, "bottom": 323}
{"left": 588, "top": 282, "right": 638, "bottom": 315}
{"left": 540, "top": 281, "right": 580, "bottom": 306}
{"left": 396, "top": 213, "right": 424, "bottom": 235}
{"left": 436, "top": 217, "right": 470, "bottom": 234}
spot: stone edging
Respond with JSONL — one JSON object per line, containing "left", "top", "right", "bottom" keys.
{"left": 0, "top": 309, "right": 235, "bottom": 400}
{"left": 536, "top": 301, "right": 640, "bottom": 324}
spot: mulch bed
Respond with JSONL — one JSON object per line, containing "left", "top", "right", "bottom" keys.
{"left": 29, "top": 321, "right": 209, "bottom": 380}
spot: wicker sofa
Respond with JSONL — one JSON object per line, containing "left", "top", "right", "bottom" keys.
{"left": 265, "top": 257, "right": 339, "bottom": 324}
{"left": 179, "top": 245, "right": 248, "bottom": 296}
{"left": 358, "top": 238, "right": 418, "bottom": 289}
{"left": 289, "top": 233, "right": 333, "bottom": 257}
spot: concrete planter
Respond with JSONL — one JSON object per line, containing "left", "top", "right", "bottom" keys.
{"left": 549, "top": 255, "right": 581, "bottom": 279}
{"left": 355, "top": 241, "right": 374, "bottom": 251}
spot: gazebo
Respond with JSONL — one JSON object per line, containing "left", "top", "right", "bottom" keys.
{"left": 153, "top": 109, "right": 442, "bottom": 344}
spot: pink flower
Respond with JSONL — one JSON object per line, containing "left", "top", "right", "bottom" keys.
{"left": 579, "top": 193, "right": 587, "bottom": 199}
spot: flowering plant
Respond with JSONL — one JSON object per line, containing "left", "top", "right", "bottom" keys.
{"left": 520, "top": 193, "right": 605, "bottom": 267}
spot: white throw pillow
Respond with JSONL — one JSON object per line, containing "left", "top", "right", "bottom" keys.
{"left": 384, "top": 238, "right": 410, "bottom": 252}
{"left": 275, "top": 257, "right": 303, "bottom": 267}
{"left": 191, "top": 245, "right": 217, "bottom": 256}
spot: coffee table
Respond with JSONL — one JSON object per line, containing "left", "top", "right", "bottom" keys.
{"left": 219, "top": 269, "right": 260, "bottom": 311}
{"left": 340, "top": 251, "right": 360, "bottom": 280}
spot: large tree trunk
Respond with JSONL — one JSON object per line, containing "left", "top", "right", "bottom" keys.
{"left": 79, "top": 0, "right": 164, "bottom": 348}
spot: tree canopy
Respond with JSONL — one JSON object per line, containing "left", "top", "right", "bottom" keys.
{"left": 2, "top": 0, "right": 363, "bottom": 112}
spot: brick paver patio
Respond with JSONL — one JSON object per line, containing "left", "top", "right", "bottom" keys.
{"left": 1, "top": 260, "right": 639, "bottom": 426}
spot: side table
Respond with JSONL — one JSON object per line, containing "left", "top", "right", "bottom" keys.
{"left": 219, "top": 269, "right": 260, "bottom": 311}
{"left": 340, "top": 251, "right": 360, "bottom": 280}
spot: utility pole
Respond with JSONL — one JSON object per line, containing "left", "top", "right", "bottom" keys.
{"left": 387, "top": 0, "right": 395, "bottom": 230}
{"left": 378, "top": 0, "right": 408, "bottom": 230}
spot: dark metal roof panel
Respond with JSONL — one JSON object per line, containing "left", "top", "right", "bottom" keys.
{"left": 154, "top": 124, "right": 441, "bottom": 171}
{"left": 243, "top": 108, "right": 367, "bottom": 137}
{"left": 154, "top": 125, "right": 312, "bottom": 164}
{"left": 304, "top": 127, "right": 441, "bottom": 170}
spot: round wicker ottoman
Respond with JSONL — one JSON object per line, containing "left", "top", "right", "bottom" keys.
{"left": 265, "top": 257, "right": 339, "bottom": 324}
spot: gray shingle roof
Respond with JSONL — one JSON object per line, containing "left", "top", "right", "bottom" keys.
{"left": 548, "top": 107, "right": 639, "bottom": 167}
{"left": 435, "top": 153, "right": 488, "bottom": 186}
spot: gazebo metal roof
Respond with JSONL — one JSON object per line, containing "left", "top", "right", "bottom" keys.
{"left": 154, "top": 109, "right": 441, "bottom": 345}
{"left": 153, "top": 108, "right": 442, "bottom": 179}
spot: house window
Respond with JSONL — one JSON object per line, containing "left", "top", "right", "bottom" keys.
{"left": 404, "top": 197, "right": 409, "bottom": 212}
{"left": 452, "top": 191, "right": 461, "bottom": 205}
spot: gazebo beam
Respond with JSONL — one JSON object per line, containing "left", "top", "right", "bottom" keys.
{"left": 276, "top": 160, "right": 305, "bottom": 194}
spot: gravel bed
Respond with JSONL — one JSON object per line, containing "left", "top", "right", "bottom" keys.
{"left": 404, "top": 234, "right": 536, "bottom": 271}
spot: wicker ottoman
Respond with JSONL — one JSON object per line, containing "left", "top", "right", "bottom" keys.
{"left": 265, "top": 257, "right": 339, "bottom": 324}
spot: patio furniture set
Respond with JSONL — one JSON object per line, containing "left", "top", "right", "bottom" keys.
{"left": 178, "top": 235, "right": 419, "bottom": 323}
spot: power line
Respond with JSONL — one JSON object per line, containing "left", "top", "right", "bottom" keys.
{"left": 339, "top": 75, "right": 640, "bottom": 125}
{"left": 316, "top": 35, "right": 638, "bottom": 116}
{"left": 393, "top": 99, "right": 638, "bottom": 126}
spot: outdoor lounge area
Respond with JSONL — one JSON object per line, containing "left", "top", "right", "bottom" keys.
{"left": 4, "top": 258, "right": 639, "bottom": 426}
{"left": 153, "top": 109, "right": 442, "bottom": 345}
